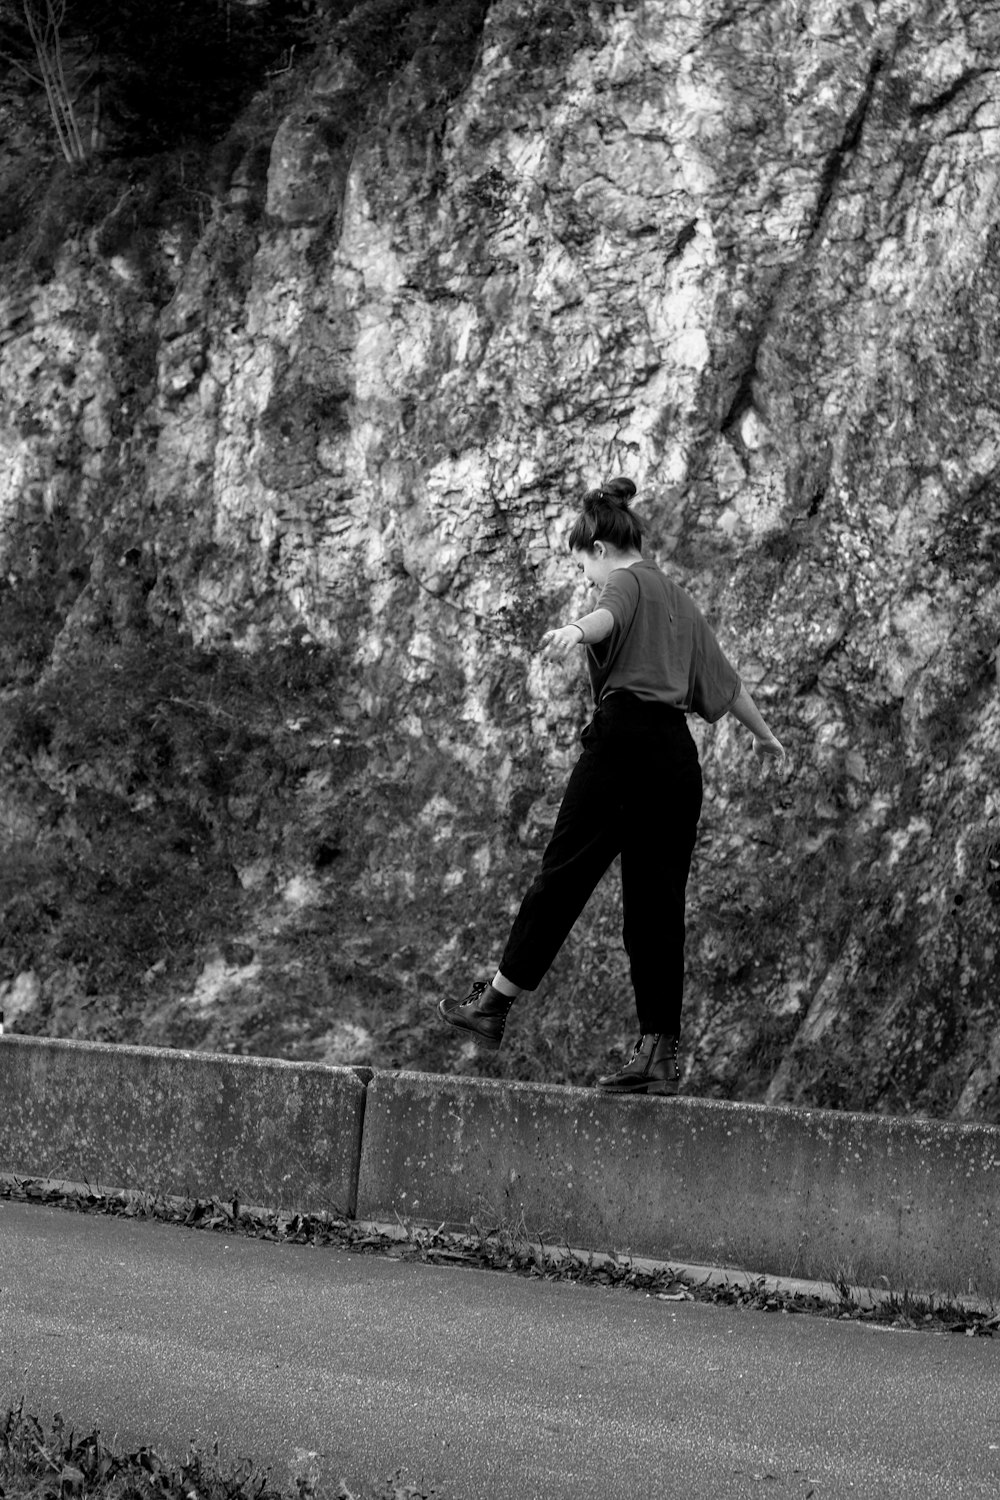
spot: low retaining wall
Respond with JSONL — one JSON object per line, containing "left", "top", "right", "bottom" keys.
{"left": 0, "top": 1035, "right": 365, "bottom": 1215}
{"left": 357, "top": 1071, "right": 1000, "bottom": 1296}
{"left": 2, "top": 1038, "right": 998, "bottom": 1297}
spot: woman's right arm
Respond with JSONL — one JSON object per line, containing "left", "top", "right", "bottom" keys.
{"left": 540, "top": 608, "right": 615, "bottom": 655}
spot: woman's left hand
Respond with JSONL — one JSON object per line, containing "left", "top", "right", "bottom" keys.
{"left": 753, "top": 734, "right": 787, "bottom": 766}
{"left": 540, "top": 625, "right": 584, "bottom": 656}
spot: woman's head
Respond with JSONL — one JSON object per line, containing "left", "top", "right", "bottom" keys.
{"left": 567, "top": 477, "right": 643, "bottom": 556}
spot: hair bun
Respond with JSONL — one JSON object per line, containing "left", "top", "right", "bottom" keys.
{"left": 570, "top": 477, "right": 644, "bottom": 553}
{"left": 600, "top": 476, "right": 636, "bottom": 505}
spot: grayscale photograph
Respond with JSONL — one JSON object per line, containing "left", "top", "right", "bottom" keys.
{"left": 1, "top": 2, "right": 998, "bottom": 1496}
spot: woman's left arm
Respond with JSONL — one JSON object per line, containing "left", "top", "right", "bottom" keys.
{"left": 727, "top": 684, "right": 786, "bottom": 761}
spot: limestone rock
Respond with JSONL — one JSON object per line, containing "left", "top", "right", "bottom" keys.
{"left": 1, "top": 0, "right": 999, "bottom": 1119}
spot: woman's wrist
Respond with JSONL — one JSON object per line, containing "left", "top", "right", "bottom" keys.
{"left": 571, "top": 622, "right": 586, "bottom": 643}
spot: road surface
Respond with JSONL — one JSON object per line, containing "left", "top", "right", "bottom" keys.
{"left": 2, "top": 1200, "right": 998, "bottom": 1498}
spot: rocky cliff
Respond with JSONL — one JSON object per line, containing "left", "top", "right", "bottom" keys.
{"left": 1, "top": 0, "right": 998, "bottom": 1121}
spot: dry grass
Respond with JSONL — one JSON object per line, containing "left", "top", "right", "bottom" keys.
{"left": 0, "top": 1405, "right": 434, "bottom": 1500}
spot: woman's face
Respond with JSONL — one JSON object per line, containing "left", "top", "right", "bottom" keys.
{"left": 575, "top": 542, "right": 615, "bottom": 590}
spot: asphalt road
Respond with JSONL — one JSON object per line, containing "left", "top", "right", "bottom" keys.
{"left": 2, "top": 1200, "right": 999, "bottom": 1499}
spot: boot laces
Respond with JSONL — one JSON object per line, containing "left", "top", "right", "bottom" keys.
{"left": 628, "top": 1034, "right": 653, "bottom": 1062}
{"left": 464, "top": 981, "right": 489, "bottom": 1008}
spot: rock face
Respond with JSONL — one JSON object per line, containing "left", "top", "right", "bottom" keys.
{"left": 1, "top": 0, "right": 999, "bottom": 1118}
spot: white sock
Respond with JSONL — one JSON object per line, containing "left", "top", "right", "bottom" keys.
{"left": 491, "top": 970, "right": 522, "bottom": 1000}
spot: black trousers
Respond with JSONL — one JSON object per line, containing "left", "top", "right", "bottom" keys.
{"left": 499, "top": 692, "right": 703, "bottom": 1035}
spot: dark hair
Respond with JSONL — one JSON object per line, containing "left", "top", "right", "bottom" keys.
{"left": 567, "top": 477, "right": 642, "bottom": 553}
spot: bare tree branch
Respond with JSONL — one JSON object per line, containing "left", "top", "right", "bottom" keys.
{"left": 0, "top": 48, "right": 44, "bottom": 85}
{"left": 21, "top": 0, "right": 88, "bottom": 163}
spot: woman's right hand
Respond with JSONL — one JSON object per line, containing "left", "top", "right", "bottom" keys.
{"left": 540, "top": 625, "right": 585, "bottom": 656}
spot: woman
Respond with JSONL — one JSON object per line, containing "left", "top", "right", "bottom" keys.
{"left": 439, "top": 477, "right": 785, "bottom": 1094}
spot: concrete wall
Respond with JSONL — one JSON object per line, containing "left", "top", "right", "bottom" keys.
{"left": 0, "top": 1035, "right": 365, "bottom": 1215}
{"left": 3, "top": 1037, "right": 999, "bottom": 1297}
{"left": 357, "top": 1071, "right": 1000, "bottom": 1297}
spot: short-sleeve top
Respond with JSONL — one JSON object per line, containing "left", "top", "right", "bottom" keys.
{"left": 587, "top": 561, "right": 741, "bottom": 723}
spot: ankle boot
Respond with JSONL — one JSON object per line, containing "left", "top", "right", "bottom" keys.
{"left": 596, "top": 1033, "right": 680, "bottom": 1095}
{"left": 438, "top": 981, "right": 515, "bottom": 1051}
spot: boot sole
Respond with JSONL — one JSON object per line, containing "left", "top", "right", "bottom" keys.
{"left": 595, "top": 1080, "right": 678, "bottom": 1096}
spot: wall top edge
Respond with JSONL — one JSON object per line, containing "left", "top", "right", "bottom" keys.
{"left": 3, "top": 1037, "right": 998, "bottom": 1149}
{"left": 0, "top": 1033, "right": 366, "bottom": 1085}
{"left": 363, "top": 1067, "right": 1000, "bottom": 1146}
